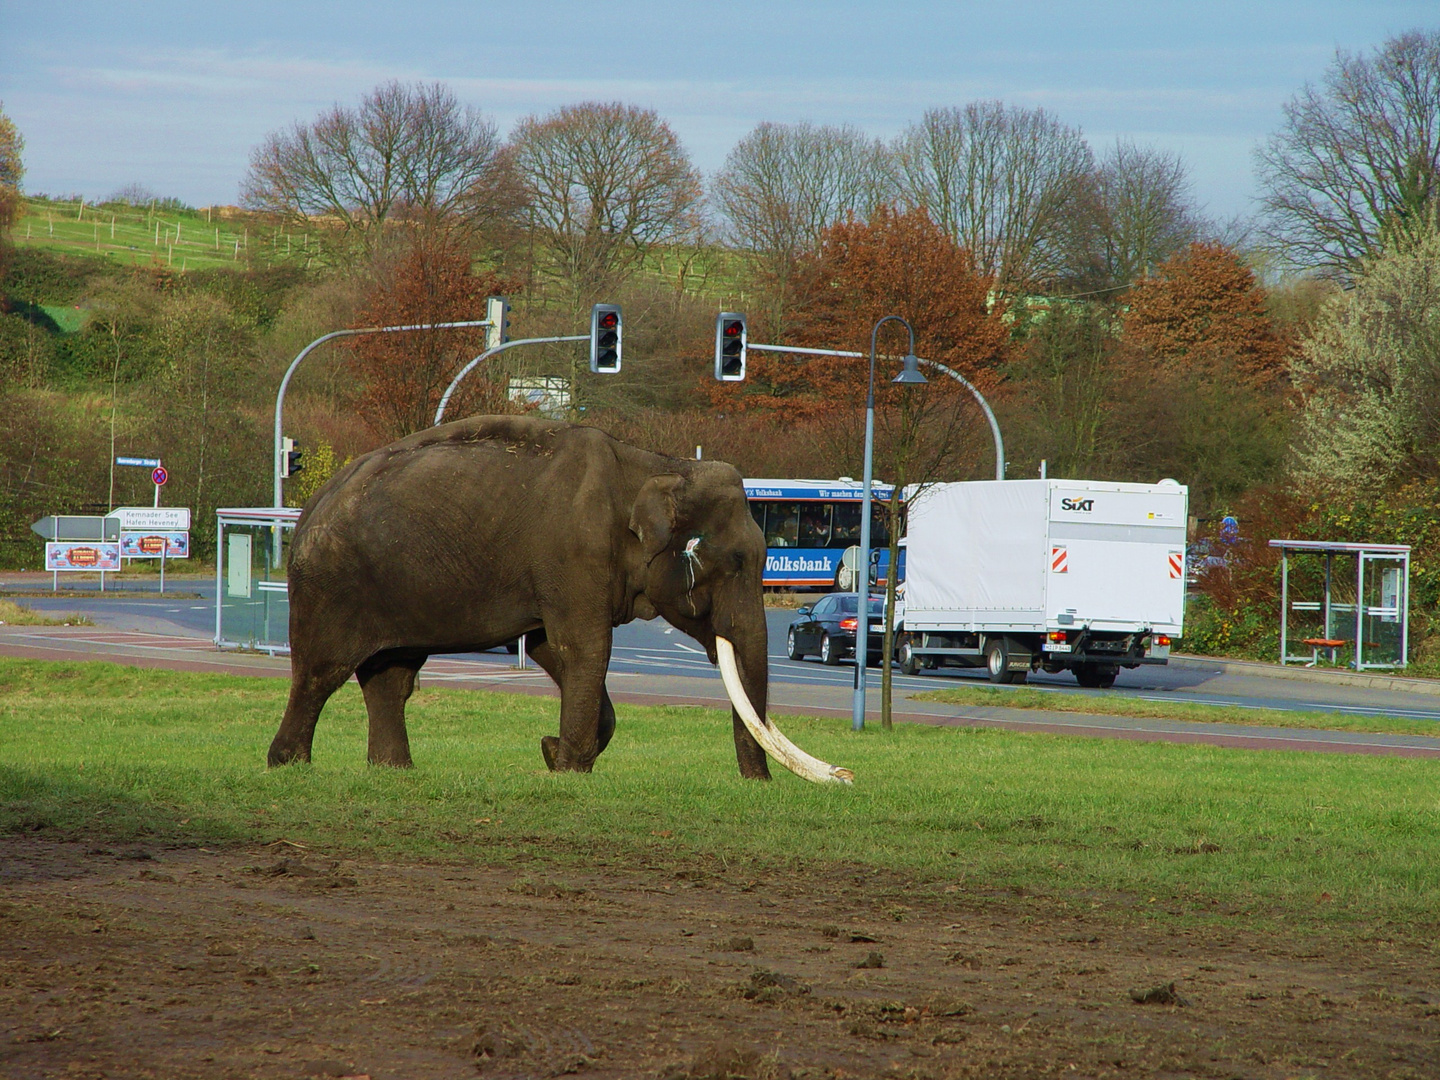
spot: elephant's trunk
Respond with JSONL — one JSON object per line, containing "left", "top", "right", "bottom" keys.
{"left": 716, "top": 637, "right": 854, "bottom": 785}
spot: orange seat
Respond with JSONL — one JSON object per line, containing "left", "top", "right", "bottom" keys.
{"left": 1301, "top": 638, "right": 1346, "bottom": 648}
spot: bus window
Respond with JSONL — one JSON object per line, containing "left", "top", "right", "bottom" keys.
{"left": 750, "top": 502, "right": 766, "bottom": 531}
{"left": 764, "top": 503, "right": 801, "bottom": 547}
{"left": 871, "top": 502, "right": 891, "bottom": 548}
{"left": 798, "top": 502, "right": 832, "bottom": 547}
{"left": 832, "top": 504, "right": 861, "bottom": 545}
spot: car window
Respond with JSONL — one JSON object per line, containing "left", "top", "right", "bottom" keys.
{"left": 812, "top": 597, "right": 833, "bottom": 616}
{"left": 837, "top": 596, "right": 857, "bottom": 614}
{"left": 867, "top": 599, "right": 885, "bottom": 615}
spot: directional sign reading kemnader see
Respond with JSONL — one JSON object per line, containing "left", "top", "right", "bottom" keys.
{"left": 108, "top": 507, "right": 191, "bottom": 531}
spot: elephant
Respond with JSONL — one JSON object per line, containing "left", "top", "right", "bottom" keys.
{"left": 266, "top": 415, "right": 851, "bottom": 784}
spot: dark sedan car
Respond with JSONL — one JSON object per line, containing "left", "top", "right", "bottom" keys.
{"left": 786, "top": 593, "right": 888, "bottom": 665}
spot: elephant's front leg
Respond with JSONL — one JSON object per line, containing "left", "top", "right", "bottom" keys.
{"left": 526, "top": 630, "right": 613, "bottom": 772}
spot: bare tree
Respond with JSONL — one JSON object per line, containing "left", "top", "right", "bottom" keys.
{"left": 896, "top": 102, "right": 1093, "bottom": 291}
{"left": 1070, "top": 139, "right": 1201, "bottom": 291}
{"left": 242, "top": 81, "right": 507, "bottom": 255}
{"left": 1256, "top": 29, "right": 1440, "bottom": 277}
{"left": 509, "top": 102, "right": 702, "bottom": 305}
{"left": 713, "top": 121, "right": 893, "bottom": 330}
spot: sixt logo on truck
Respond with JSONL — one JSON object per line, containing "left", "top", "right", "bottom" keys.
{"left": 1060, "top": 497, "right": 1095, "bottom": 512}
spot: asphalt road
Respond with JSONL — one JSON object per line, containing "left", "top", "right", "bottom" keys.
{"left": 9, "top": 578, "right": 1440, "bottom": 724}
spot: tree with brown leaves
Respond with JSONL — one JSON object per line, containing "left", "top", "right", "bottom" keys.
{"left": 346, "top": 241, "right": 515, "bottom": 442}
{"left": 1122, "top": 241, "right": 1291, "bottom": 385}
{"left": 725, "top": 205, "right": 1009, "bottom": 421}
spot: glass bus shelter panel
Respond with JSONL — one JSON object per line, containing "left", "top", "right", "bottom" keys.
{"left": 1357, "top": 553, "right": 1407, "bottom": 669}
{"left": 218, "top": 520, "right": 293, "bottom": 652}
{"left": 1282, "top": 550, "right": 1358, "bottom": 657}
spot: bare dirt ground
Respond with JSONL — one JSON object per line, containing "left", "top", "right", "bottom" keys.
{"left": 2, "top": 837, "right": 1437, "bottom": 1080}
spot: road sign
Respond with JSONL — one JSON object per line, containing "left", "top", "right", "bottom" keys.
{"left": 31, "top": 515, "right": 119, "bottom": 541}
{"left": 107, "top": 507, "right": 190, "bottom": 531}
{"left": 152, "top": 466, "right": 168, "bottom": 486}
{"left": 116, "top": 457, "right": 161, "bottom": 467}
{"left": 45, "top": 541, "right": 121, "bottom": 571}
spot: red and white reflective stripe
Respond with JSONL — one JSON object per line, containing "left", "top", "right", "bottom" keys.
{"left": 1051, "top": 546, "right": 1068, "bottom": 573}
{"left": 1168, "top": 550, "right": 1184, "bottom": 579}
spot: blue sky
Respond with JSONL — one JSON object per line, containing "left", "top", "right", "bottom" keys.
{"left": 1, "top": 1, "right": 1434, "bottom": 221}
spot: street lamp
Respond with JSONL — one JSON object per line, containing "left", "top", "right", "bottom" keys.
{"left": 854, "top": 316, "right": 927, "bottom": 732}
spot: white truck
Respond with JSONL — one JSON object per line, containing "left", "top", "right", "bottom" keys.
{"left": 894, "top": 478, "right": 1188, "bottom": 687}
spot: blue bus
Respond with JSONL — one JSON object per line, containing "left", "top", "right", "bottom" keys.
{"left": 744, "top": 478, "right": 897, "bottom": 589}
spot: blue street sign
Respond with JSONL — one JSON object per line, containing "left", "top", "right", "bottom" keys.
{"left": 116, "top": 456, "right": 162, "bottom": 467}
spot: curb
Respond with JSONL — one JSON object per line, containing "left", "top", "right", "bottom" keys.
{"left": 1168, "top": 653, "right": 1440, "bottom": 697}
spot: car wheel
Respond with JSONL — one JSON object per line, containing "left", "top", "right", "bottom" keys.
{"left": 985, "top": 638, "right": 1018, "bottom": 684}
{"left": 786, "top": 627, "right": 804, "bottom": 661}
{"left": 820, "top": 632, "right": 840, "bottom": 666}
{"left": 898, "top": 634, "right": 921, "bottom": 676}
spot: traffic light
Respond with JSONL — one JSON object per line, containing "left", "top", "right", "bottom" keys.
{"left": 281, "top": 436, "right": 304, "bottom": 478}
{"left": 715, "top": 312, "right": 747, "bottom": 381}
{"left": 590, "top": 303, "right": 622, "bottom": 373}
{"left": 485, "top": 295, "right": 510, "bottom": 351}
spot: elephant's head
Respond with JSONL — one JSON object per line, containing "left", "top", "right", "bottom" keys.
{"left": 628, "top": 461, "right": 853, "bottom": 785}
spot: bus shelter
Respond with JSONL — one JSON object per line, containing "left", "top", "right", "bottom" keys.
{"left": 1271, "top": 539, "right": 1410, "bottom": 670}
{"left": 215, "top": 507, "right": 301, "bottom": 654}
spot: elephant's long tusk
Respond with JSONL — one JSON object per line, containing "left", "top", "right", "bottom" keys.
{"left": 715, "top": 636, "right": 854, "bottom": 785}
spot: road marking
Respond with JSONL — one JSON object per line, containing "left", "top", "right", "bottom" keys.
{"left": 672, "top": 641, "right": 705, "bottom": 654}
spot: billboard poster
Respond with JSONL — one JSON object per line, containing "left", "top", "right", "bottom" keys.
{"left": 45, "top": 541, "right": 121, "bottom": 571}
{"left": 120, "top": 532, "right": 190, "bottom": 559}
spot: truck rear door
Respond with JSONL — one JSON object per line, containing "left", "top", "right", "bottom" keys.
{"left": 1046, "top": 484, "right": 1187, "bottom": 633}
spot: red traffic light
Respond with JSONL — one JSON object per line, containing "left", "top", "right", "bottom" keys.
{"left": 598, "top": 311, "right": 619, "bottom": 330}
{"left": 723, "top": 320, "right": 743, "bottom": 337}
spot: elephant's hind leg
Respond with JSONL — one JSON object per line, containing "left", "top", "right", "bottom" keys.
{"left": 269, "top": 659, "right": 354, "bottom": 766}
{"left": 356, "top": 655, "right": 424, "bottom": 767}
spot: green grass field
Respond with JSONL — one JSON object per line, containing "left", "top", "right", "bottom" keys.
{"left": 2, "top": 658, "right": 1438, "bottom": 932}
{"left": 913, "top": 683, "right": 1440, "bottom": 739}
{"left": 9, "top": 196, "right": 317, "bottom": 274}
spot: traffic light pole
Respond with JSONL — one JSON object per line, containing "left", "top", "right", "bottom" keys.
{"left": 273, "top": 320, "right": 492, "bottom": 509}
{"left": 432, "top": 335, "right": 587, "bottom": 427}
{"left": 746, "top": 343, "right": 1006, "bottom": 481}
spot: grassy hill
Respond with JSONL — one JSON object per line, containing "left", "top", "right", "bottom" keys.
{"left": 9, "top": 196, "right": 319, "bottom": 274}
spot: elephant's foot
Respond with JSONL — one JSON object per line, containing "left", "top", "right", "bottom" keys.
{"left": 266, "top": 741, "right": 311, "bottom": 767}
{"left": 367, "top": 752, "right": 414, "bottom": 768}
{"left": 367, "top": 737, "right": 414, "bottom": 768}
{"left": 540, "top": 735, "right": 596, "bottom": 773}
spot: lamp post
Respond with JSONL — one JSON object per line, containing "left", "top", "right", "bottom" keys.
{"left": 853, "top": 316, "right": 927, "bottom": 732}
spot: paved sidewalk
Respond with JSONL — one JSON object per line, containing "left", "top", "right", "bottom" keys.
{"left": 3, "top": 624, "right": 1437, "bottom": 759}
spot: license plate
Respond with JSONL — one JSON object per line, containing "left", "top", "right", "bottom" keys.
{"left": 1042, "top": 642, "right": 1072, "bottom": 653}
{"left": 869, "top": 623, "right": 885, "bottom": 633}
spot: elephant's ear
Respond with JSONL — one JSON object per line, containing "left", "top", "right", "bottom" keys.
{"left": 629, "top": 474, "right": 686, "bottom": 559}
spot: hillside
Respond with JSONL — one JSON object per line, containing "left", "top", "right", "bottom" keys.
{"left": 10, "top": 196, "right": 319, "bottom": 274}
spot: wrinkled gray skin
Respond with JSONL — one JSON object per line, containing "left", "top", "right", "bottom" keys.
{"left": 267, "top": 415, "right": 772, "bottom": 780}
